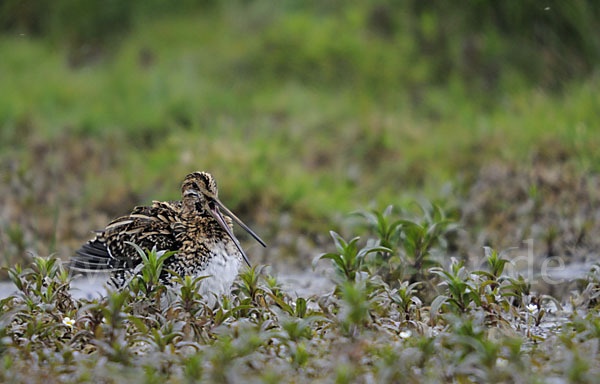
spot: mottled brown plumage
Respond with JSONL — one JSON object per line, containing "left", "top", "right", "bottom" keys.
{"left": 70, "top": 172, "right": 266, "bottom": 292}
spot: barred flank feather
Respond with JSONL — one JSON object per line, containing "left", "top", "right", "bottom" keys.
{"left": 71, "top": 201, "right": 181, "bottom": 279}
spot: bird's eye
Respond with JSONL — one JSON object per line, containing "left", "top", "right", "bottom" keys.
{"left": 191, "top": 182, "right": 199, "bottom": 190}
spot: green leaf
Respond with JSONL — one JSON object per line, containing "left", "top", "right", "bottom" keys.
{"left": 430, "top": 295, "right": 449, "bottom": 321}
{"left": 296, "top": 298, "right": 307, "bottom": 318}
{"left": 329, "top": 231, "right": 348, "bottom": 254}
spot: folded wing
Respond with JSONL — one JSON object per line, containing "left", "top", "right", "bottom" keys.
{"left": 69, "top": 201, "right": 182, "bottom": 273}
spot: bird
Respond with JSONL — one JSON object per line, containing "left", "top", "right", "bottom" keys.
{"left": 69, "top": 171, "right": 266, "bottom": 300}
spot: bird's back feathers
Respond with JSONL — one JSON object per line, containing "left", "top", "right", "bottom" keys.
{"left": 70, "top": 200, "right": 182, "bottom": 275}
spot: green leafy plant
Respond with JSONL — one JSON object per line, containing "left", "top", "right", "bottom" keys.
{"left": 357, "top": 206, "right": 404, "bottom": 284}
{"left": 501, "top": 274, "right": 531, "bottom": 308}
{"left": 358, "top": 203, "right": 456, "bottom": 287}
{"left": 386, "top": 281, "right": 422, "bottom": 322}
{"left": 126, "top": 243, "right": 176, "bottom": 297}
{"left": 170, "top": 273, "right": 209, "bottom": 317}
{"left": 479, "top": 247, "right": 512, "bottom": 282}
{"left": 397, "top": 202, "right": 455, "bottom": 283}
{"left": 314, "top": 231, "right": 391, "bottom": 283}
{"left": 357, "top": 205, "right": 403, "bottom": 250}
{"left": 338, "top": 280, "right": 374, "bottom": 337}
{"left": 430, "top": 259, "right": 481, "bottom": 320}
{"left": 236, "top": 265, "right": 266, "bottom": 305}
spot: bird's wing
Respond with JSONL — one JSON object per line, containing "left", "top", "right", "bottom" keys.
{"left": 69, "top": 201, "right": 182, "bottom": 273}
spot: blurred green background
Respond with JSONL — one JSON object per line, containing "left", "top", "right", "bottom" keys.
{"left": 1, "top": 0, "right": 599, "bottom": 269}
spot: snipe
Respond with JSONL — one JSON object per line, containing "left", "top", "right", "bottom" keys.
{"left": 70, "top": 172, "right": 266, "bottom": 299}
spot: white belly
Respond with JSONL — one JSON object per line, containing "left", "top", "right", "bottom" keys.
{"left": 197, "top": 244, "right": 241, "bottom": 306}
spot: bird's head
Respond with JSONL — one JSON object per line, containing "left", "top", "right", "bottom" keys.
{"left": 181, "top": 172, "right": 266, "bottom": 266}
{"left": 181, "top": 171, "right": 218, "bottom": 206}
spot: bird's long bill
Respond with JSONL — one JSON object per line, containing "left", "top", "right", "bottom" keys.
{"left": 213, "top": 199, "right": 267, "bottom": 247}
{"left": 209, "top": 205, "right": 252, "bottom": 267}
